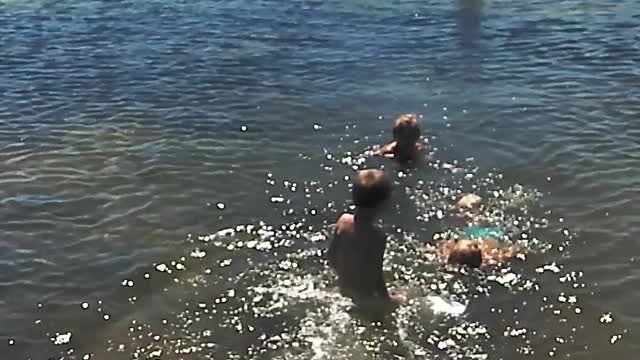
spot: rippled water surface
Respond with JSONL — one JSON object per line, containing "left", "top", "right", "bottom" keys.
{"left": 1, "top": 0, "right": 639, "bottom": 359}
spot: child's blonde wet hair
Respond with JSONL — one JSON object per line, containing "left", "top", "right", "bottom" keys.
{"left": 352, "top": 169, "right": 392, "bottom": 209}
{"left": 392, "top": 114, "right": 420, "bottom": 143}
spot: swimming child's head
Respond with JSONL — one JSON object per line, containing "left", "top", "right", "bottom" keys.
{"left": 352, "top": 169, "right": 392, "bottom": 209}
{"left": 448, "top": 239, "right": 482, "bottom": 268}
{"left": 392, "top": 114, "right": 421, "bottom": 146}
{"left": 457, "top": 193, "right": 482, "bottom": 210}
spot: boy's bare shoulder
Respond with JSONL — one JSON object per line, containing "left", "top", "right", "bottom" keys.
{"left": 335, "top": 213, "right": 355, "bottom": 234}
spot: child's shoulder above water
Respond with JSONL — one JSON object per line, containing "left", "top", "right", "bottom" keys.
{"left": 335, "top": 212, "right": 354, "bottom": 234}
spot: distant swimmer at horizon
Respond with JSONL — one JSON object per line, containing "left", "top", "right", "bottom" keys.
{"left": 327, "top": 169, "right": 406, "bottom": 315}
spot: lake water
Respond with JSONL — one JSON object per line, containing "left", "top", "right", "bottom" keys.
{"left": 1, "top": 0, "right": 639, "bottom": 359}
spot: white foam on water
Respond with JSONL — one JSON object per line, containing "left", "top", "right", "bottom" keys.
{"left": 297, "top": 298, "right": 353, "bottom": 360}
{"left": 425, "top": 295, "right": 468, "bottom": 316}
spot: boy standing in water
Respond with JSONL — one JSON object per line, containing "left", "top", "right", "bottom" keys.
{"left": 376, "top": 113, "right": 426, "bottom": 163}
{"left": 328, "top": 169, "right": 405, "bottom": 312}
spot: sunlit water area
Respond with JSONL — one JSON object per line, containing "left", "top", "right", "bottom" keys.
{"left": 1, "top": 0, "right": 639, "bottom": 359}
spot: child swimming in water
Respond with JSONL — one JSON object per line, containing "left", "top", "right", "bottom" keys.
{"left": 441, "top": 238, "right": 515, "bottom": 268}
{"left": 328, "top": 169, "right": 406, "bottom": 312}
{"left": 440, "top": 193, "right": 515, "bottom": 267}
{"left": 376, "top": 113, "right": 427, "bottom": 163}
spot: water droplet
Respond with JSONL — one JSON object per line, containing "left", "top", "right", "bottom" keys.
{"left": 600, "top": 313, "right": 613, "bottom": 323}
{"left": 536, "top": 263, "right": 561, "bottom": 274}
{"left": 52, "top": 332, "right": 72, "bottom": 345}
{"left": 149, "top": 349, "right": 162, "bottom": 357}
{"left": 610, "top": 335, "right": 621, "bottom": 344}
{"left": 190, "top": 249, "right": 206, "bottom": 258}
{"left": 81, "top": 302, "right": 89, "bottom": 310}
{"left": 270, "top": 196, "right": 285, "bottom": 203}
{"left": 155, "top": 263, "right": 168, "bottom": 272}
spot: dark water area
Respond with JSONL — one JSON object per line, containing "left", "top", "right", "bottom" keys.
{"left": 1, "top": 0, "right": 639, "bottom": 359}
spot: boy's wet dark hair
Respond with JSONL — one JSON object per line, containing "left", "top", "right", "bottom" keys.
{"left": 352, "top": 169, "right": 392, "bottom": 209}
{"left": 448, "top": 240, "right": 482, "bottom": 268}
{"left": 392, "top": 114, "right": 421, "bottom": 143}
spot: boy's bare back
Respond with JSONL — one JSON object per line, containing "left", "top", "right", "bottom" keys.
{"left": 329, "top": 213, "right": 388, "bottom": 300}
{"left": 327, "top": 169, "right": 404, "bottom": 312}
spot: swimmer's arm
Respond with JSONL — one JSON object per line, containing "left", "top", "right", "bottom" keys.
{"left": 500, "top": 244, "right": 518, "bottom": 261}
{"left": 422, "top": 145, "right": 437, "bottom": 162}
{"left": 481, "top": 240, "right": 516, "bottom": 265}
{"left": 414, "top": 142, "right": 435, "bottom": 161}
{"left": 375, "top": 142, "right": 396, "bottom": 156}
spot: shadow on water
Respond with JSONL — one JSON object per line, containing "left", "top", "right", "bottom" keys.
{"left": 456, "top": 0, "right": 484, "bottom": 46}
{"left": 453, "top": 0, "right": 487, "bottom": 86}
